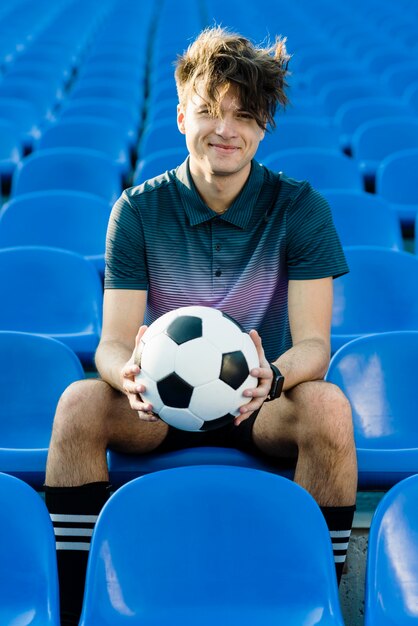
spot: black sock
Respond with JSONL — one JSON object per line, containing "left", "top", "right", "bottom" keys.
{"left": 44, "top": 481, "right": 111, "bottom": 626}
{"left": 320, "top": 504, "right": 356, "bottom": 585}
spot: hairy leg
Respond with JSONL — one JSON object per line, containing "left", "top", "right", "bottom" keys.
{"left": 45, "top": 378, "right": 168, "bottom": 487}
{"left": 252, "top": 380, "right": 357, "bottom": 506}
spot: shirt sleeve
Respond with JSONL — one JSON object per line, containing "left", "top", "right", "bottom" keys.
{"left": 286, "top": 183, "right": 349, "bottom": 280}
{"left": 104, "top": 190, "right": 149, "bottom": 290}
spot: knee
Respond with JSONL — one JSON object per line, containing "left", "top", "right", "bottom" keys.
{"left": 293, "top": 381, "right": 355, "bottom": 452}
{"left": 51, "top": 379, "right": 112, "bottom": 444}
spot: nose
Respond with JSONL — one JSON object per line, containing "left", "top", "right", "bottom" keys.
{"left": 214, "top": 115, "right": 237, "bottom": 138}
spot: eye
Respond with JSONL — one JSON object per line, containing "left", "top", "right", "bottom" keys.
{"left": 236, "top": 111, "right": 253, "bottom": 120}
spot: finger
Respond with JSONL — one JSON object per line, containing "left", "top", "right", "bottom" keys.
{"left": 249, "top": 329, "right": 269, "bottom": 367}
{"left": 122, "top": 363, "right": 140, "bottom": 378}
{"left": 138, "top": 411, "right": 159, "bottom": 422}
{"left": 135, "top": 324, "right": 149, "bottom": 347}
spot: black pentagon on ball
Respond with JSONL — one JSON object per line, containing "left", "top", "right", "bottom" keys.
{"left": 157, "top": 372, "right": 194, "bottom": 408}
{"left": 220, "top": 351, "right": 249, "bottom": 390}
{"left": 200, "top": 413, "right": 235, "bottom": 431}
{"left": 165, "top": 315, "right": 203, "bottom": 345}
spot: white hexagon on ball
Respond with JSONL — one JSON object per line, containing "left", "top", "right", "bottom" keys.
{"left": 134, "top": 374, "right": 164, "bottom": 414}
{"left": 189, "top": 379, "right": 241, "bottom": 421}
{"left": 175, "top": 337, "right": 222, "bottom": 387}
{"left": 159, "top": 406, "right": 204, "bottom": 432}
{"left": 140, "top": 333, "right": 178, "bottom": 381}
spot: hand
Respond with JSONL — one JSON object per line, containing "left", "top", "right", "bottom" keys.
{"left": 121, "top": 325, "right": 160, "bottom": 422}
{"left": 235, "top": 329, "right": 273, "bottom": 426}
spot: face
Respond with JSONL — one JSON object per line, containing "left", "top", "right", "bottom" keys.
{"left": 177, "top": 84, "right": 265, "bottom": 181}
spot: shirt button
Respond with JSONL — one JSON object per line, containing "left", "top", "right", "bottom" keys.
{"left": 215, "top": 270, "right": 222, "bottom": 277}
{"left": 215, "top": 244, "right": 221, "bottom": 251}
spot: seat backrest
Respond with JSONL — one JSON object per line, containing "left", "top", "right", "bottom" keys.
{"left": 0, "top": 331, "right": 84, "bottom": 448}
{"left": 0, "top": 190, "right": 109, "bottom": 266}
{"left": 332, "top": 246, "right": 418, "bottom": 350}
{"left": 318, "top": 79, "right": 384, "bottom": 116}
{"left": 376, "top": 148, "right": 418, "bottom": 203}
{"left": 0, "top": 472, "right": 59, "bottom": 625}
{"left": 139, "top": 117, "right": 185, "bottom": 158}
{"left": 365, "top": 474, "right": 418, "bottom": 626}
{"left": 80, "top": 466, "right": 343, "bottom": 626}
{"left": 322, "top": 190, "right": 403, "bottom": 249}
{"left": 11, "top": 147, "right": 122, "bottom": 205}
{"left": 262, "top": 147, "right": 363, "bottom": 191}
{"left": 352, "top": 117, "right": 418, "bottom": 162}
{"left": 326, "top": 331, "right": 418, "bottom": 449}
{"left": 0, "top": 245, "right": 102, "bottom": 341}
{"left": 257, "top": 117, "right": 340, "bottom": 161}
{"left": 133, "top": 147, "right": 189, "bottom": 185}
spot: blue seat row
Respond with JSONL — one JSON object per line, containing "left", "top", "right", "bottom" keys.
{"left": 2, "top": 466, "right": 418, "bottom": 625}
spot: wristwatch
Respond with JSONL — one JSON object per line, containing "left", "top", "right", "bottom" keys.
{"left": 265, "top": 363, "right": 285, "bottom": 401}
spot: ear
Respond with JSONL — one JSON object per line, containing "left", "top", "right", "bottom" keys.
{"left": 177, "top": 103, "right": 186, "bottom": 134}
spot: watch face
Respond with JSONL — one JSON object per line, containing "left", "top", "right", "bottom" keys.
{"left": 268, "top": 364, "right": 284, "bottom": 400}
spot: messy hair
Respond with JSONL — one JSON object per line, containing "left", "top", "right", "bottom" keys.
{"left": 175, "top": 25, "right": 291, "bottom": 130}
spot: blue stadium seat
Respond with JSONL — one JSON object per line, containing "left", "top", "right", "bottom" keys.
{"left": 262, "top": 147, "right": 364, "bottom": 192}
{"left": 0, "top": 246, "right": 103, "bottom": 365}
{"left": 351, "top": 117, "right": 418, "bottom": 186}
{"left": 0, "top": 96, "right": 41, "bottom": 152}
{"left": 11, "top": 147, "right": 122, "bottom": 206}
{"left": 322, "top": 190, "right": 403, "bottom": 250}
{"left": 0, "top": 190, "right": 109, "bottom": 275}
{"left": 318, "top": 79, "right": 385, "bottom": 116}
{"left": 334, "top": 97, "right": 413, "bottom": 152}
{"left": 331, "top": 246, "right": 418, "bottom": 353}
{"left": 36, "top": 117, "right": 131, "bottom": 182}
{"left": 0, "top": 118, "right": 22, "bottom": 188}
{"left": 257, "top": 117, "right": 340, "bottom": 161}
{"left": 326, "top": 331, "right": 418, "bottom": 489}
{"left": 138, "top": 117, "right": 184, "bottom": 158}
{"left": 69, "top": 78, "right": 144, "bottom": 111}
{"left": 58, "top": 97, "right": 139, "bottom": 149}
{"left": 403, "top": 81, "right": 418, "bottom": 114}
{"left": 133, "top": 147, "right": 189, "bottom": 185}
{"left": 380, "top": 61, "right": 418, "bottom": 98}
{"left": 0, "top": 331, "right": 84, "bottom": 486}
{"left": 375, "top": 148, "right": 418, "bottom": 226}
{"left": 364, "top": 474, "right": 418, "bottom": 625}
{"left": 0, "top": 472, "right": 60, "bottom": 624}
{"left": 0, "top": 76, "right": 60, "bottom": 120}
{"left": 80, "top": 466, "right": 343, "bottom": 626}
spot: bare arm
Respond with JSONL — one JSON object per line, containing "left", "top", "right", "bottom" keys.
{"left": 275, "top": 277, "right": 333, "bottom": 391}
{"left": 95, "top": 289, "right": 147, "bottom": 392}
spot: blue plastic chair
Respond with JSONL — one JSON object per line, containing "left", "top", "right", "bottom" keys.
{"left": 0, "top": 190, "right": 110, "bottom": 275}
{"left": 257, "top": 117, "right": 340, "bottom": 161}
{"left": 11, "top": 147, "right": 122, "bottom": 205}
{"left": 331, "top": 246, "right": 418, "bottom": 353}
{"left": 81, "top": 466, "right": 344, "bottom": 626}
{"left": 351, "top": 117, "right": 418, "bottom": 185}
{"left": 0, "top": 96, "right": 41, "bottom": 151}
{"left": 58, "top": 97, "right": 139, "bottom": 148}
{"left": 376, "top": 148, "right": 418, "bottom": 226}
{"left": 0, "top": 118, "right": 22, "bottom": 186}
{"left": 0, "top": 331, "right": 84, "bottom": 486}
{"left": 0, "top": 77, "right": 60, "bottom": 120}
{"left": 133, "top": 147, "right": 189, "bottom": 185}
{"left": 0, "top": 472, "right": 60, "bottom": 624}
{"left": 0, "top": 246, "right": 103, "bottom": 365}
{"left": 326, "top": 331, "right": 418, "bottom": 489}
{"left": 318, "top": 79, "right": 385, "bottom": 116}
{"left": 380, "top": 61, "right": 418, "bottom": 98}
{"left": 322, "top": 190, "right": 403, "bottom": 250}
{"left": 364, "top": 474, "right": 418, "bottom": 625}
{"left": 37, "top": 117, "right": 131, "bottom": 181}
{"left": 334, "top": 97, "right": 413, "bottom": 152}
{"left": 138, "top": 118, "right": 184, "bottom": 159}
{"left": 69, "top": 78, "right": 144, "bottom": 111}
{"left": 262, "top": 147, "right": 364, "bottom": 192}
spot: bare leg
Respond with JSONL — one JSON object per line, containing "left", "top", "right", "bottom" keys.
{"left": 252, "top": 380, "right": 358, "bottom": 506}
{"left": 45, "top": 378, "right": 168, "bottom": 487}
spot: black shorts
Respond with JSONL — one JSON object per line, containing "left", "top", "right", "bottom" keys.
{"left": 155, "top": 410, "right": 297, "bottom": 470}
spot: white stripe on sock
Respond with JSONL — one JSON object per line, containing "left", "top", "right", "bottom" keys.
{"left": 332, "top": 541, "right": 349, "bottom": 551}
{"left": 330, "top": 530, "right": 352, "bottom": 539}
{"left": 54, "top": 527, "right": 94, "bottom": 537}
{"left": 334, "top": 555, "right": 347, "bottom": 563}
{"left": 50, "top": 513, "right": 98, "bottom": 523}
{"left": 56, "top": 542, "right": 91, "bottom": 551}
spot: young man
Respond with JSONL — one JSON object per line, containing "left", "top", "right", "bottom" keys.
{"left": 45, "top": 26, "right": 357, "bottom": 625}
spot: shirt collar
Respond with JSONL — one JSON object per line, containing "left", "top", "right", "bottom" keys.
{"left": 175, "top": 157, "right": 264, "bottom": 229}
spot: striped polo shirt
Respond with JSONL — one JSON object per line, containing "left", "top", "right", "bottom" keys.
{"left": 105, "top": 158, "right": 348, "bottom": 362}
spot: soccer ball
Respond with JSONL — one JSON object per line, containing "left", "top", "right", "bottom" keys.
{"left": 135, "top": 306, "right": 259, "bottom": 432}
